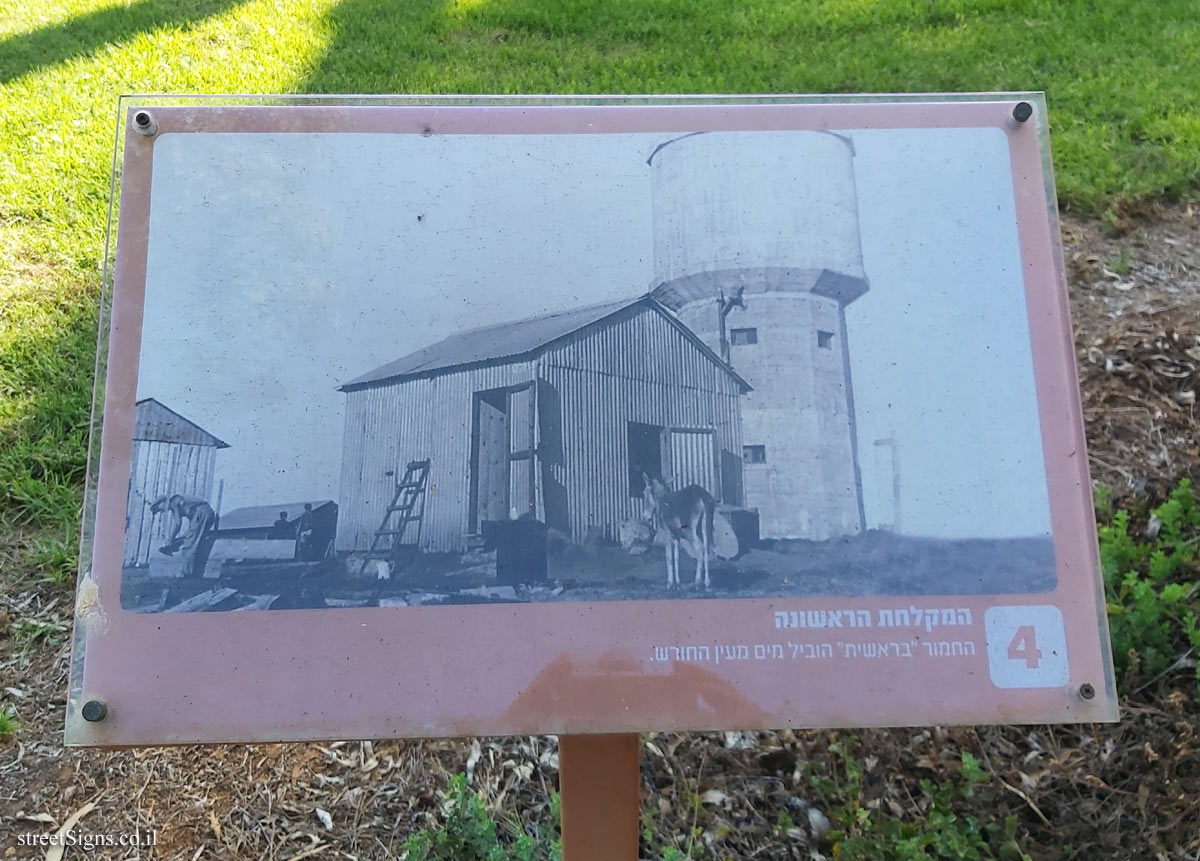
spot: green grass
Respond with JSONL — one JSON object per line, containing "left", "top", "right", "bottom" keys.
{"left": 1, "top": 0, "right": 1198, "bottom": 575}
{"left": 10, "top": 618, "right": 68, "bottom": 655}
{"left": 1, "top": 0, "right": 334, "bottom": 566}
{"left": 0, "top": 707, "right": 18, "bottom": 738}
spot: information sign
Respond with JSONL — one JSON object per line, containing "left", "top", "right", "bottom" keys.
{"left": 68, "top": 95, "right": 1116, "bottom": 745}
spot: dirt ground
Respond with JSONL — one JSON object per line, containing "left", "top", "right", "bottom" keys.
{"left": 119, "top": 529, "right": 1056, "bottom": 615}
{"left": 1, "top": 203, "right": 1198, "bottom": 859}
{"left": 1064, "top": 202, "right": 1200, "bottom": 500}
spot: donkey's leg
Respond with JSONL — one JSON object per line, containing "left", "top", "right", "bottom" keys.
{"left": 667, "top": 539, "right": 676, "bottom": 594}
{"left": 697, "top": 512, "right": 710, "bottom": 589}
{"left": 692, "top": 514, "right": 705, "bottom": 589}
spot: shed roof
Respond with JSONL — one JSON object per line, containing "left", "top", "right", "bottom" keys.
{"left": 340, "top": 295, "right": 751, "bottom": 391}
{"left": 133, "top": 398, "right": 229, "bottom": 448}
{"left": 219, "top": 500, "right": 335, "bottom": 531}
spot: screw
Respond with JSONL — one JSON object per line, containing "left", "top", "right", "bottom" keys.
{"left": 1078, "top": 683, "right": 1096, "bottom": 700}
{"left": 1012, "top": 102, "right": 1033, "bottom": 124}
{"left": 132, "top": 110, "right": 158, "bottom": 137}
{"left": 81, "top": 700, "right": 108, "bottom": 722}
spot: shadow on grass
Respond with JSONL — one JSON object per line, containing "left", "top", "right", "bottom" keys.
{"left": 0, "top": 0, "right": 252, "bottom": 87}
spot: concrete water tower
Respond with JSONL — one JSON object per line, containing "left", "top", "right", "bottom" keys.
{"left": 649, "top": 131, "right": 869, "bottom": 541}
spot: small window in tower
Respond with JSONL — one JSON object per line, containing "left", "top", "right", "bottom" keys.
{"left": 818, "top": 330, "right": 835, "bottom": 349}
{"left": 730, "top": 327, "right": 758, "bottom": 346}
{"left": 743, "top": 445, "right": 766, "bottom": 464}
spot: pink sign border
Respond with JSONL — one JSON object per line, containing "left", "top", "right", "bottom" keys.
{"left": 67, "top": 97, "right": 1117, "bottom": 745}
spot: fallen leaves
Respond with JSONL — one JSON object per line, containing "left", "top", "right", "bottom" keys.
{"left": 44, "top": 797, "right": 98, "bottom": 861}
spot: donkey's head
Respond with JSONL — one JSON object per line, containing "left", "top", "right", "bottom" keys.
{"left": 641, "top": 473, "right": 670, "bottom": 522}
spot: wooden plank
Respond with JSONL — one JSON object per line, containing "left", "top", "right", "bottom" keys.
{"left": 201, "top": 538, "right": 297, "bottom": 578}
{"left": 163, "top": 587, "right": 238, "bottom": 613}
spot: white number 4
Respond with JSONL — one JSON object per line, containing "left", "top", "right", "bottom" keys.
{"left": 985, "top": 607, "right": 1068, "bottom": 688}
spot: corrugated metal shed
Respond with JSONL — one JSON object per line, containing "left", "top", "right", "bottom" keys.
{"left": 338, "top": 362, "right": 535, "bottom": 552}
{"left": 124, "top": 400, "right": 227, "bottom": 567}
{"left": 338, "top": 297, "right": 748, "bottom": 553}
{"left": 133, "top": 398, "right": 229, "bottom": 448}
{"left": 340, "top": 296, "right": 749, "bottom": 391}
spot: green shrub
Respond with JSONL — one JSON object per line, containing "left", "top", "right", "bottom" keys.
{"left": 1098, "top": 478, "right": 1200, "bottom": 691}
{"left": 809, "top": 739, "right": 1029, "bottom": 860}
{"left": 402, "top": 774, "right": 560, "bottom": 861}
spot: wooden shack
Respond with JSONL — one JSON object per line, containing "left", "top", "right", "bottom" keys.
{"left": 336, "top": 296, "right": 749, "bottom": 553}
{"left": 123, "top": 398, "right": 228, "bottom": 567}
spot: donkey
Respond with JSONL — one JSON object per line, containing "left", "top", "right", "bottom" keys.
{"left": 641, "top": 474, "right": 716, "bottom": 589}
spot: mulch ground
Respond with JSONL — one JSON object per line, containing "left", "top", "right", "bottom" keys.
{"left": 1, "top": 203, "right": 1198, "bottom": 859}
{"left": 1067, "top": 201, "right": 1200, "bottom": 501}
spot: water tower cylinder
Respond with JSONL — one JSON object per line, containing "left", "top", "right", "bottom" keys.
{"left": 649, "top": 131, "right": 869, "bottom": 541}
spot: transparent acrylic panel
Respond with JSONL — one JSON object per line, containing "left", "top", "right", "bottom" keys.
{"left": 68, "top": 94, "right": 1116, "bottom": 745}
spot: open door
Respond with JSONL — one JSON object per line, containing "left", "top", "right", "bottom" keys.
{"left": 507, "top": 381, "right": 537, "bottom": 518}
{"left": 471, "top": 389, "right": 509, "bottom": 530}
{"left": 470, "top": 382, "right": 538, "bottom": 532}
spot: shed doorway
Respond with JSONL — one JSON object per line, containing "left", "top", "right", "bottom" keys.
{"left": 472, "top": 389, "right": 509, "bottom": 528}
{"left": 469, "top": 382, "right": 537, "bottom": 532}
{"left": 628, "top": 422, "right": 721, "bottom": 500}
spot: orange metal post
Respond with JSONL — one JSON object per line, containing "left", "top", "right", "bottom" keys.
{"left": 559, "top": 734, "right": 641, "bottom": 860}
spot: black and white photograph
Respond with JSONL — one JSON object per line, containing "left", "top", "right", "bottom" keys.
{"left": 121, "top": 125, "right": 1056, "bottom": 613}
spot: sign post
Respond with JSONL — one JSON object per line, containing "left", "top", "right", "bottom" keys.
{"left": 559, "top": 734, "right": 641, "bottom": 859}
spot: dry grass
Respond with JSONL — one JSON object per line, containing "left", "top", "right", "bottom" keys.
{"left": 2, "top": 630, "right": 1199, "bottom": 858}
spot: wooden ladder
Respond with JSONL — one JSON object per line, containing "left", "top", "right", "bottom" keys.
{"left": 367, "top": 459, "right": 430, "bottom": 561}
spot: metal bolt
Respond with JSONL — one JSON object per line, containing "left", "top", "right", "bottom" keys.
{"left": 1078, "top": 683, "right": 1096, "bottom": 700}
{"left": 132, "top": 110, "right": 158, "bottom": 137}
{"left": 1012, "top": 102, "right": 1033, "bottom": 124}
{"left": 81, "top": 700, "right": 108, "bottom": 722}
